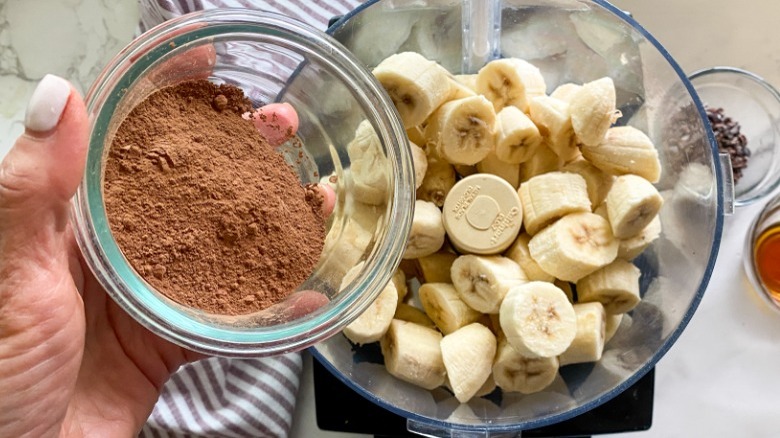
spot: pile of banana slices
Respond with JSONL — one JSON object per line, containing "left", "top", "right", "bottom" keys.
{"left": 340, "top": 52, "right": 664, "bottom": 404}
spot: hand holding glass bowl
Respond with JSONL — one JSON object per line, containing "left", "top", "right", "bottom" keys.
{"left": 71, "top": 10, "right": 415, "bottom": 357}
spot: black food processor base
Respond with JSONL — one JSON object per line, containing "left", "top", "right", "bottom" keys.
{"left": 313, "top": 359, "right": 653, "bottom": 438}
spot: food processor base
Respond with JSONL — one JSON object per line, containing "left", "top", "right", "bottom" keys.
{"left": 313, "top": 359, "right": 653, "bottom": 437}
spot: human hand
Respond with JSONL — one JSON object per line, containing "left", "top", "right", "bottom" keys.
{"left": 0, "top": 74, "right": 334, "bottom": 437}
{"left": 0, "top": 74, "right": 208, "bottom": 437}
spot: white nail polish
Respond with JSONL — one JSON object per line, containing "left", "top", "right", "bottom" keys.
{"left": 24, "top": 74, "right": 71, "bottom": 133}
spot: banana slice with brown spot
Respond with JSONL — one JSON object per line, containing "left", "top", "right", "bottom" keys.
{"left": 605, "top": 174, "right": 663, "bottom": 239}
{"left": 576, "top": 259, "right": 641, "bottom": 314}
{"left": 425, "top": 95, "right": 497, "bottom": 165}
{"left": 373, "top": 52, "right": 452, "bottom": 128}
{"left": 419, "top": 283, "right": 482, "bottom": 335}
{"left": 492, "top": 337, "right": 559, "bottom": 394}
{"left": 476, "top": 58, "right": 547, "bottom": 112}
{"left": 581, "top": 126, "right": 662, "bottom": 183}
{"left": 528, "top": 212, "right": 618, "bottom": 282}
{"left": 381, "top": 319, "right": 446, "bottom": 390}
{"left": 451, "top": 255, "right": 527, "bottom": 314}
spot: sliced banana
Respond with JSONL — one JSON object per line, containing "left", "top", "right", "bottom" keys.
{"left": 348, "top": 120, "right": 388, "bottom": 205}
{"left": 558, "top": 302, "right": 606, "bottom": 366}
{"left": 448, "top": 76, "right": 478, "bottom": 100}
{"left": 504, "top": 233, "right": 556, "bottom": 282}
{"left": 528, "top": 212, "right": 619, "bottom": 282}
{"left": 476, "top": 58, "right": 547, "bottom": 112}
{"left": 605, "top": 174, "right": 664, "bottom": 239}
{"left": 392, "top": 269, "right": 409, "bottom": 305}
{"left": 381, "top": 319, "right": 447, "bottom": 390}
{"left": 561, "top": 156, "right": 615, "bottom": 208}
{"left": 476, "top": 374, "right": 497, "bottom": 397}
{"left": 419, "top": 283, "right": 482, "bottom": 335}
{"left": 454, "top": 74, "right": 478, "bottom": 92}
{"left": 339, "top": 262, "right": 364, "bottom": 293}
{"left": 443, "top": 373, "right": 497, "bottom": 399}
{"left": 343, "top": 280, "right": 398, "bottom": 345}
{"left": 576, "top": 259, "right": 641, "bottom": 314}
{"left": 349, "top": 200, "right": 385, "bottom": 233}
{"left": 617, "top": 215, "right": 662, "bottom": 260}
{"left": 394, "top": 303, "right": 436, "bottom": 329}
{"left": 372, "top": 52, "right": 452, "bottom": 128}
{"left": 499, "top": 281, "right": 577, "bottom": 358}
{"left": 549, "top": 82, "right": 582, "bottom": 103}
{"left": 477, "top": 152, "right": 521, "bottom": 189}
{"left": 410, "top": 140, "right": 429, "bottom": 190}
{"left": 528, "top": 96, "right": 578, "bottom": 162}
{"left": 425, "top": 95, "right": 497, "bottom": 165}
{"left": 324, "top": 219, "right": 372, "bottom": 281}
{"left": 403, "top": 200, "right": 446, "bottom": 259}
{"left": 518, "top": 171, "right": 592, "bottom": 236}
{"left": 416, "top": 155, "right": 456, "bottom": 207}
{"left": 492, "top": 337, "right": 559, "bottom": 394}
{"left": 581, "top": 126, "right": 662, "bottom": 183}
{"left": 569, "top": 77, "right": 620, "bottom": 147}
{"left": 440, "top": 323, "right": 498, "bottom": 403}
{"left": 418, "top": 251, "right": 459, "bottom": 283}
{"left": 494, "top": 106, "right": 543, "bottom": 164}
{"left": 451, "top": 255, "right": 528, "bottom": 314}
{"left": 519, "top": 143, "right": 563, "bottom": 183}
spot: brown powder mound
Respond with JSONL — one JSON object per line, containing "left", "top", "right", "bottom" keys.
{"left": 104, "top": 80, "right": 326, "bottom": 315}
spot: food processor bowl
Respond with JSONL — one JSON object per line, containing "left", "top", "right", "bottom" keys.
{"left": 311, "top": 0, "right": 726, "bottom": 434}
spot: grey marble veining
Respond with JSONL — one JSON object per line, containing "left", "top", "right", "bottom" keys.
{"left": 0, "top": 0, "right": 139, "bottom": 158}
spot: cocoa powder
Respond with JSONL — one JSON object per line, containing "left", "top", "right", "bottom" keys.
{"left": 104, "top": 80, "right": 325, "bottom": 315}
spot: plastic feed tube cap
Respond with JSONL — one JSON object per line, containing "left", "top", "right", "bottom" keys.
{"left": 442, "top": 174, "right": 523, "bottom": 255}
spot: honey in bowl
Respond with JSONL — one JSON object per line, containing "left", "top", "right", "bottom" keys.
{"left": 754, "top": 224, "right": 780, "bottom": 299}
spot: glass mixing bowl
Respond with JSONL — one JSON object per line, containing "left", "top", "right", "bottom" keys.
{"left": 312, "top": 0, "right": 726, "bottom": 434}
{"left": 689, "top": 67, "right": 780, "bottom": 207}
{"left": 70, "top": 10, "right": 414, "bottom": 357}
{"left": 744, "top": 192, "right": 780, "bottom": 313}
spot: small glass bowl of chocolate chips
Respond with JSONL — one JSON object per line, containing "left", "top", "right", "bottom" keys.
{"left": 689, "top": 66, "right": 780, "bottom": 207}
{"left": 70, "top": 10, "right": 415, "bottom": 357}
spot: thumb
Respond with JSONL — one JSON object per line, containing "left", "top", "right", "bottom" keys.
{"left": 0, "top": 74, "right": 88, "bottom": 238}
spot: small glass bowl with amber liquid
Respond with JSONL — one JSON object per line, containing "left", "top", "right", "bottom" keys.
{"left": 745, "top": 194, "right": 780, "bottom": 310}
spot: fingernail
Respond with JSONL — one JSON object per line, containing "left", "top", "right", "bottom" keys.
{"left": 24, "top": 74, "right": 71, "bottom": 133}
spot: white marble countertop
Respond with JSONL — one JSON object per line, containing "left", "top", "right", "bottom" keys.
{"left": 3, "top": 1, "right": 780, "bottom": 437}
{"left": 0, "top": 0, "right": 138, "bottom": 158}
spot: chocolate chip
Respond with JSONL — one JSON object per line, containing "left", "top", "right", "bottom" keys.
{"left": 706, "top": 106, "right": 751, "bottom": 183}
